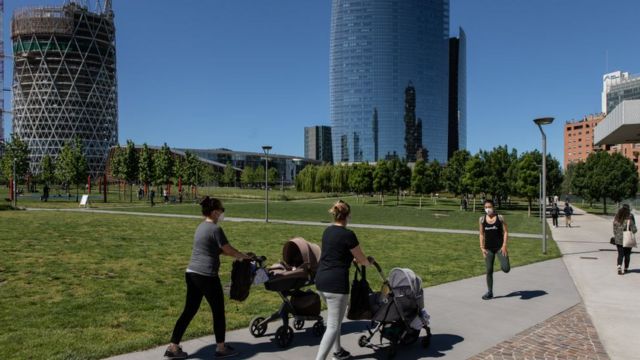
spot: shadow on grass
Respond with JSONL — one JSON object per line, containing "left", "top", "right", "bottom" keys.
{"left": 492, "top": 290, "right": 548, "bottom": 300}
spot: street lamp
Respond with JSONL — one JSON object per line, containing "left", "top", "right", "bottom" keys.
{"left": 262, "top": 145, "right": 272, "bottom": 223}
{"left": 534, "top": 117, "right": 554, "bottom": 254}
{"left": 12, "top": 157, "right": 17, "bottom": 208}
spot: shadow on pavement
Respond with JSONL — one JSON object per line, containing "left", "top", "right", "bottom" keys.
{"left": 349, "top": 333, "right": 465, "bottom": 359}
{"left": 492, "top": 290, "right": 548, "bottom": 300}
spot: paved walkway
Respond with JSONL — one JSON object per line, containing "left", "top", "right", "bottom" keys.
{"left": 550, "top": 205, "right": 640, "bottom": 360}
{"left": 25, "top": 207, "right": 542, "bottom": 239}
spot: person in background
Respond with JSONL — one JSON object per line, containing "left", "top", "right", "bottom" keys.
{"left": 612, "top": 204, "right": 637, "bottom": 275}
{"left": 551, "top": 202, "right": 560, "bottom": 228}
{"left": 564, "top": 202, "right": 573, "bottom": 228}
{"left": 150, "top": 188, "right": 155, "bottom": 207}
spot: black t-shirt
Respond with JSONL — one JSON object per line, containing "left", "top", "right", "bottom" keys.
{"left": 315, "top": 225, "right": 360, "bottom": 294}
{"left": 481, "top": 214, "right": 504, "bottom": 250}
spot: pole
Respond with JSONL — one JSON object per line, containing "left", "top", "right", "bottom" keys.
{"left": 103, "top": 173, "right": 108, "bottom": 203}
{"left": 13, "top": 158, "right": 17, "bottom": 208}
{"left": 538, "top": 125, "right": 548, "bottom": 254}
{"left": 265, "top": 155, "right": 269, "bottom": 222}
{"left": 539, "top": 171, "right": 542, "bottom": 224}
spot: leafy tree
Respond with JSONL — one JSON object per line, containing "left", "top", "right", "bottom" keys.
{"left": 315, "top": 165, "right": 333, "bottom": 192}
{"left": 348, "top": 163, "right": 373, "bottom": 199}
{"left": 373, "top": 160, "right": 392, "bottom": 205}
{"left": 40, "top": 154, "right": 56, "bottom": 186}
{"left": 154, "top": 143, "right": 175, "bottom": 194}
{"left": 241, "top": 166, "right": 255, "bottom": 188}
{"left": 513, "top": 152, "right": 539, "bottom": 217}
{"left": 254, "top": 164, "right": 265, "bottom": 188}
{"left": 138, "top": 143, "right": 154, "bottom": 197}
{"left": 483, "top": 146, "right": 517, "bottom": 207}
{"left": 561, "top": 163, "right": 577, "bottom": 196}
{"left": 462, "top": 155, "right": 487, "bottom": 212}
{"left": 174, "top": 156, "right": 187, "bottom": 193}
{"left": 425, "top": 160, "right": 442, "bottom": 204}
{"left": 331, "top": 165, "right": 350, "bottom": 193}
{"left": 123, "top": 140, "right": 139, "bottom": 202}
{"left": 222, "top": 161, "right": 236, "bottom": 187}
{"left": 199, "top": 164, "right": 217, "bottom": 186}
{"left": 110, "top": 144, "right": 125, "bottom": 200}
{"left": 411, "top": 159, "right": 428, "bottom": 207}
{"left": 442, "top": 149, "right": 471, "bottom": 201}
{"left": 183, "top": 151, "right": 201, "bottom": 195}
{"left": 388, "top": 159, "right": 411, "bottom": 205}
{"left": 295, "top": 165, "right": 316, "bottom": 192}
{"left": 1, "top": 134, "right": 30, "bottom": 186}
{"left": 56, "top": 138, "right": 88, "bottom": 201}
{"left": 268, "top": 167, "right": 279, "bottom": 186}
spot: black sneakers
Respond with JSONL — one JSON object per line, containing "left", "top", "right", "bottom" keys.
{"left": 215, "top": 345, "right": 239, "bottom": 358}
{"left": 164, "top": 345, "right": 187, "bottom": 360}
{"left": 333, "top": 349, "right": 352, "bottom": 360}
{"left": 482, "top": 291, "right": 493, "bottom": 300}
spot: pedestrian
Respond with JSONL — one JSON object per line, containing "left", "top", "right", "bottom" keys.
{"left": 165, "top": 197, "right": 251, "bottom": 359}
{"left": 612, "top": 204, "right": 637, "bottom": 275}
{"left": 553, "top": 195, "right": 559, "bottom": 205}
{"left": 150, "top": 189, "right": 155, "bottom": 207}
{"left": 138, "top": 186, "right": 144, "bottom": 200}
{"left": 315, "top": 200, "right": 371, "bottom": 360}
{"left": 479, "top": 199, "right": 510, "bottom": 300}
{"left": 163, "top": 188, "right": 169, "bottom": 203}
{"left": 42, "top": 184, "right": 50, "bottom": 202}
{"left": 551, "top": 202, "right": 560, "bottom": 228}
{"left": 178, "top": 190, "right": 183, "bottom": 204}
{"left": 564, "top": 202, "right": 573, "bottom": 227}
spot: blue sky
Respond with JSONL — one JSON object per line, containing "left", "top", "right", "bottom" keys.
{"left": 4, "top": 0, "right": 640, "bottom": 162}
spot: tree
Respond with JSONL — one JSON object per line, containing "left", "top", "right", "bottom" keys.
{"left": 373, "top": 160, "right": 392, "bottom": 206}
{"left": 348, "top": 163, "right": 373, "bottom": 199}
{"left": 40, "top": 154, "right": 56, "bottom": 186}
{"left": 315, "top": 165, "right": 333, "bottom": 193}
{"left": 462, "top": 155, "right": 487, "bottom": 212}
{"left": 154, "top": 143, "right": 175, "bottom": 195}
{"left": 483, "top": 146, "right": 517, "bottom": 208}
{"left": 174, "top": 156, "right": 187, "bottom": 193}
{"left": 56, "top": 138, "right": 88, "bottom": 201}
{"left": 222, "top": 161, "right": 236, "bottom": 187}
{"left": 295, "top": 165, "right": 316, "bottom": 192}
{"left": 138, "top": 143, "right": 154, "bottom": 197}
{"left": 411, "top": 160, "right": 428, "bottom": 208}
{"left": 561, "top": 163, "right": 577, "bottom": 196}
{"left": 424, "top": 160, "right": 442, "bottom": 204}
{"left": 183, "top": 151, "right": 201, "bottom": 195}
{"left": 1, "top": 134, "right": 30, "bottom": 187}
{"left": 442, "top": 149, "right": 471, "bottom": 201}
{"left": 241, "top": 166, "right": 255, "bottom": 188}
{"left": 513, "top": 152, "right": 539, "bottom": 217}
{"left": 110, "top": 145, "right": 125, "bottom": 200}
{"left": 123, "top": 140, "right": 139, "bottom": 202}
{"left": 331, "top": 165, "right": 349, "bottom": 193}
{"left": 268, "top": 167, "right": 278, "bottom": 186}
{"left": 388, "top": 159, "right": 411, "bottom": 205}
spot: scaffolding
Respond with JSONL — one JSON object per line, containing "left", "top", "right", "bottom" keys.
{"left": 11, "top": 1, "right": 117, "bottom": 177}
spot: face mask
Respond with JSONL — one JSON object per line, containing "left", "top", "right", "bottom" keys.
{"left": 485, "top": 208, "right": 494, "bottom": 215}
{"left": 217, "top": 213, "right": 225, "bottom": 223}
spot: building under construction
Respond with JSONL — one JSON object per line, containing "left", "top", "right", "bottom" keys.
{"left": 11, "top": 0, "right": 117, "bottom": 177}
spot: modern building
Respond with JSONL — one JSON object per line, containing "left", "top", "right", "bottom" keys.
{"left": 330, "top": 0, "right": 452, "bottom": 163}
{"left": 11, "top": 1, "right": 118, "bottom": 177}
{"left": 602, "top": 71, "right": 640, "bottom": 114}
{"left": 304, "top": 126, "right": 333, "bottom": 163}
{"left": 448, "top": 28, "right": 467, "bottom": 159}
{"left": 564, "top": 113, "right": 604, "bottom": 169}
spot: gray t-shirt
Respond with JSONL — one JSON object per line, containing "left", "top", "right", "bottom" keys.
{"left": 186, "top": 222, "right": 229, "bottom": 277}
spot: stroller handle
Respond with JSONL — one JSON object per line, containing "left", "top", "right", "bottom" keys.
{"left": 367, "top": 256, "right": 385, "bottom": 279}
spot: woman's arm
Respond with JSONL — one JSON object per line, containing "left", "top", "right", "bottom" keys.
{"left": 221, "top": 244, "right": 251, "bottom": 260}
{"left": 479, "top": 219, "right": 487, "bottom": 257}
{"left": 350, "top": 245, "right": 371, "bottom": 266}
{"left": 501, "top": 217, "right": 509, "bottom": 256}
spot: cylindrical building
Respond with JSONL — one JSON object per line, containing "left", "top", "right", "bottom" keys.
{"left": 330, "top": 0, "right": 450, "bottom": 163}
{"left": 11, "top": 1, "right": 117, "bottom": 177}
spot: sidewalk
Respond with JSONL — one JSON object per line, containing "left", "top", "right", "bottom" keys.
{"left": 105, "top": 258, "right": 579, "bottom": 360}
{"left": 550, "top": 205, "right": 640, "bottom": 360}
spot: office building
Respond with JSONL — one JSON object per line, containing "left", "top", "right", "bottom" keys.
{"left": 304, "top": 126, "right": 333, "bottom": 163}
{"left": 448, "top": 28, "right": 467, "bottom": 159}
{"left": 602, "top": 71, "right": 640, "bottom": 114}
{"left": 330, "top": 0, "right": 451, "bottom": 163}
{"left": 11, "top": 1, "right": 118, "bottom": 177}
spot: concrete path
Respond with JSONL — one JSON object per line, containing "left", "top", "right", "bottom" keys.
{"left": 105, "top": 258, "right": 579, "bottom": 360}
{"left": 550, "top": 204, "right": 640, "bottom": 360}
{"left": 25, "top": 207, "right": 542, "bottom": 239}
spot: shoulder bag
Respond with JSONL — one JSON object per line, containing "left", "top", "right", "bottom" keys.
{"left": 623, "top": 220, "right": 637, "bottom": 248}
{"left": 347, "top": 265, "right": 373, "bottom": 320}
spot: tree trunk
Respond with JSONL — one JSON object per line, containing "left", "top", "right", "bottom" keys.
{"left": 603, "top": 197, "right": 607, "bottom": 215}
{"left": 473, "top": 196, "right": 476, "bottom": 212}
{"left": 527, "top": 198, "right": 532, "bottom": 217}
{"left": 419, "top": 195, "right": 422, "bottom": 209}
{"left": 396, "top": 190, "right": 400, "bottom": 206}
{"left": 130, "top": 183, "right": 133, "bottom": 202}
{"left": 76, "top": 183, "right": 79, "bottom": 202}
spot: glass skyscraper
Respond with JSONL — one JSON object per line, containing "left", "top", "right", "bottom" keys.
{"left": 330, "top": 0, "right": 451, "bottom": 163}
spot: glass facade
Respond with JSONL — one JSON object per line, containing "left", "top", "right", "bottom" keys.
{"left": 330, "top": 0, "right": 450, "bottom": 163}
{"left": 448, "top": 27, "right": 466, "bottom": 159}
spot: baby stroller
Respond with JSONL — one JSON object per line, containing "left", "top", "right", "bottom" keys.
{"left": 249, "top": 237, "right": 326, "bottom": 347}
{"left": 358, "top": 259, "right": 432, "bottom": 359}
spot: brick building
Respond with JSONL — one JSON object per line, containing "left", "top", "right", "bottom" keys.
{"left": 564, "top": 114, "right": 605, "bottom": 169}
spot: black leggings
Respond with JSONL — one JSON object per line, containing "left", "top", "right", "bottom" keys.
{"left": 485, "top": 248, "right": 510, "bottom": 292}
{"left": 617, "top": 245, "right": 632, "bottom": 269}
{"left": 171, "top": 272, "right": 226, "bottom": 344}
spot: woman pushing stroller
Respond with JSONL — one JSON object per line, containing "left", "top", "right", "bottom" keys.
{"left": 315, "top": 200, "right": 372, "bottom": 360}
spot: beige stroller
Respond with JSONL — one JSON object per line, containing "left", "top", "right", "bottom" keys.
{"left": 249, "top": 237, "right": 325, "bottom": 347}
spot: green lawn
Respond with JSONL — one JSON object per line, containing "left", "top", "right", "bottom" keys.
{"left": 0, "top": 210, "right": 559, "bottom": 360}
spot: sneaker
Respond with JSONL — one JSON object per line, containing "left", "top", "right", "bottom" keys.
{"left": 482, "top": 291, "right": 493, "bottom": 300}
{"left": 332, "top": 349, "right": 352, "bottom": 360}
{"left": 618, "top": 266, "right": 623, "bottom": 275}
{"left": 164, "top": 345, "right": 187, "bottom": 360}
{"left": 624, "top": 268, "right": 629, "bottom": 274}
{"left": 215, "top": 345, "right": 238, "bottom": 359}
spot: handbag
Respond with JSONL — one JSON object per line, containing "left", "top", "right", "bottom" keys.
{"left": 347, "top": 265, "right": 373, "bottom": 320}
{"left": 623, "top": 220, "right": 638, "bottom": 248}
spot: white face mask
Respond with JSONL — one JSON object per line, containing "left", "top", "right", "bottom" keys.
{"left": 217, "top": 213, "right": 225, "bottom": 223}
{"left": 485, "top": 208, "right": 494, "bottom": 215}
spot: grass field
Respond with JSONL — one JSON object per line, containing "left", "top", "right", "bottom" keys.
{"left": 0, "top": 210, "right": 559, "bottom": 360}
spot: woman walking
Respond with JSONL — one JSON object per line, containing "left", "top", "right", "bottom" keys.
{"left": 165, "top": 197, "right": 251, "bottom": 359}
{"left": 479, "top": 199, "right": 510, "bottom": 300}
{"left": 613, "top": 204, "right": 637, "bottom": 275}
{"left": 315, "top": 200, "right": 371, "bottom": 360}
{"left": 564, "top": 202, "right": 573, "bottom": 227}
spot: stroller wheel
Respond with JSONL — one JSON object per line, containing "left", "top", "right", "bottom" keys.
{"left": 312, "top": 321, "right": 325, "bottom": 337}
{"left": 249, "top": 316, "right": 267, "bottom": 337}
{"left": 358, "top": 335, "right": 369, "bottom": 348}
{"left": 400, "top": 329, "right": 420, "bottom": 345}
{"left": 275, "top": 325, "right": 294, "bottom": 348}
{"left": 293, "top": 319, "right": 305, "bottom": 330}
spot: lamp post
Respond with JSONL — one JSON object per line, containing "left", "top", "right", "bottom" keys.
{"left": 12, "top": 157, "right": 17, "bottom": 208}
{"left": 262, "top": 145, "right": 272, "bottom": 223}
{"left": 534, "top": 117, "right": 554, "bottom": 254}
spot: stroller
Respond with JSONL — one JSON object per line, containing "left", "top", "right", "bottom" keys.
{"left": 358, "top": 259, "right": 432, "bottom": 359}
{"left": 249, "top": 237, "right": 326, "bottom": 347}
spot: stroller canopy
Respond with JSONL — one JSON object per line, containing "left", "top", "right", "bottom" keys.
{"left": 283, "top": 237, "right": 321, "bottom": 273}
{"left": 388, "top": 268, "right": 423, "bottom": 295}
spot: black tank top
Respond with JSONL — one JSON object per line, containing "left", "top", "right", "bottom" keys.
{"left": 483, "top": 215, "right": 504, "bottom": 250}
